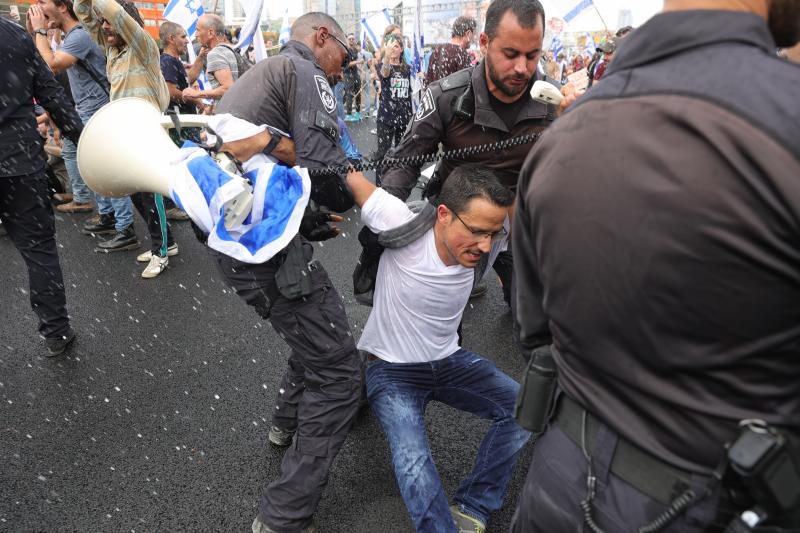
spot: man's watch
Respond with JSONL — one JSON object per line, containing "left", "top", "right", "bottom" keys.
{"left": 34, "top": 28, "right": 48, "bottom": 37}
{"left": 262, "top": 126, "right": 285, "bottom": 157}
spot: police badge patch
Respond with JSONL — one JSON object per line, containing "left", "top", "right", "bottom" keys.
{"left": 415, "top": 88, "right": 436, "bottom": 121}
{"left": 315, "top": 75, "right": 337, "bottom": 114}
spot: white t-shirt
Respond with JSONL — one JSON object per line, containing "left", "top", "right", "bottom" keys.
{"left": 357, "top": 189, "right": 474, "bottom": 364}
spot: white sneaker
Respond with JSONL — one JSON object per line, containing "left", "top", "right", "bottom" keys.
{"left": 141, "top": 255, "right": 169, "bottom": 279}
{"left": 136, "top": 243, "right": 178, "bottom": 262}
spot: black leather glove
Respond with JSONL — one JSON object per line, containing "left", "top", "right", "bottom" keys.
{"left": 299, "top": 211, "right": 341, "bottom": 241}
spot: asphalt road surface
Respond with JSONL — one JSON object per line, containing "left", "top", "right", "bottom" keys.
{"left": 0, "top": 118, "right": 532, "bottom": 532}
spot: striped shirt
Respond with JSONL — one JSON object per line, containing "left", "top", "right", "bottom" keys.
{"left": 74, "top": 0, "right": 169, "bottom": 111}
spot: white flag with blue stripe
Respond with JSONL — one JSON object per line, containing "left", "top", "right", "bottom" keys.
{"left": 410, "top": 0, "right": 423, "bottom": 108}
{"left": 278, "top": 8, "right": 290, "bottom": 46}
{"left": 584, "top": 31, "right": 597, "bottom": 57}
{"left": 236, "top": 0, "right": 267, "bottom": 62}
{"left": 550, "top": 34, "right": 563, "bottom": 57}
{"left": 563, "top": 0, "right": 595, "bottom": 24}
{"left": 163, "top": 0, "right": 203, "bottom": 36}
{"left": 168, "top": 118, "right": 311, "bottom": 264}
{"left": 361, "top": 9, "right": 393, "bottom": 50}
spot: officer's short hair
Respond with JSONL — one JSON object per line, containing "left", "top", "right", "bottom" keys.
{"left": 484, "top": 0, "right": 545, "bottom": 41}
{"left": 439, "top": 165, "right": 514, "bottom": 215}
{"left": 292, "top": 12, "right": 345, "bottom": 42}
{"left": 159, "top": 20, "right": 184, "bottom": 44}
{"left": 451, "top": 16, "right": 477, "bottom": 38}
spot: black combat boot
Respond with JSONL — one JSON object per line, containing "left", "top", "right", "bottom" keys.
{"left": 96, "top": 224, "right": 139, "bottom": 252}
{"left": 82, "top": 212, "right": 116, "bottom": 235}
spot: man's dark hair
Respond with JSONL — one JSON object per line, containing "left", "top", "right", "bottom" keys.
{"left": 615, "top": 25, "right": 634, "bottom": 38}
{"left": 54, "top": 0, "right": 78, "bottom": 22}
{"left": 451, "top": 16, "right": 477, "bottom": 38}
{"left": 484, "top": 0, "right": 545, "bottom": 41}
{"left": 291, "top": 12, "right": 345, "bottom": 42}
{"left": 438, "top": 165, "right": 514, "bottom": 214}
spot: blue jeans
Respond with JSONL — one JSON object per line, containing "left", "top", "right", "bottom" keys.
{"left": 364, "top": 75, "right": 373, "bottom": 114}
{"left": 334, "top": 81, "right": 345, "bottom": 120}
{"left": 95, "top": 194, "right": 134, "bottom": 232}
{"left": 367, "top": 349, "right": 531, "bottom": 532}
{"left": 60, "top": 136, "right": 94, "bottom": 204}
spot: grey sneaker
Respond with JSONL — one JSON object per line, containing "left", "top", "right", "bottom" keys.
{"left": 268, "top": 425, "right": 295, "bottom": 447}
{"left": 451, "top": 505, "right": 485, "bottom": 533}
{"left": 45, "top": 329, "right": 76, "bottom": 357}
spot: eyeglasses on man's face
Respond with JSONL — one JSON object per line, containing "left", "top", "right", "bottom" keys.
{"left": 449, "top": 208, "right": 508, "bottom": 243}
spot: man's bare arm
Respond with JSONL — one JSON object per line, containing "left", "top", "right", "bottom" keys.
{"left": 27, "top": 6, "right": 79, "bottom": 74}
{"left": 185, "top": 48, "right": 206, "bottom": 84}
{"left": 345, "top": 171, "right": 377, "bottom": 208}
{"left": 218, "top": 130, "right": 297, "bottom": 167}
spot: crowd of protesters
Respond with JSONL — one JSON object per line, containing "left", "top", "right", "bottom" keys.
{"left": 2, "top": 0, "right": 800, "bottom": 532}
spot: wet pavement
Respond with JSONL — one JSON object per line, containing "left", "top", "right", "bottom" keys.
{"left": 0, "top": 117, "right": 532, "bottom": 532}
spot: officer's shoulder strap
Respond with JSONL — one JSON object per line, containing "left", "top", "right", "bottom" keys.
{"left": 437, "top": 66, "right": 474, "bottom": 92}
{"left": 377, "top": 200, "right": 437, "bottom": 249}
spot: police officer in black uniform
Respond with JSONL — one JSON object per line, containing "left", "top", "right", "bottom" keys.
{"left": 0, "top": 17, "right": 83, "bottom": 357}
{"left": 367, "top": 0, "right": 561, "bottom": 306}
{"left": 211, "top": 12, "right": 363, "bottom": 533}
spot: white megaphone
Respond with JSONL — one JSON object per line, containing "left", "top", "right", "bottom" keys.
{"left": 77, "top": 97, "right": 253, "bottom": 228}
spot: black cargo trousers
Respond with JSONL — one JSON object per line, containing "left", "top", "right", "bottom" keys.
{"left": 210, "top": 237, "right": 362, "bottom": 531}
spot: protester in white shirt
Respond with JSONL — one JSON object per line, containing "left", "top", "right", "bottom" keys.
{"left": 346, "top": 165, "right": 530, "bottom": 533}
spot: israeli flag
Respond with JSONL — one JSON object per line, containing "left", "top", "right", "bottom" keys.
{"left": 163, "top": 0, "right": 203, "bottom": 36}
{"left": 410, "top": 0, "right": 424, "bottom": 109}
{"left": 361, "top": 8, "right": 393, "bottom": 50}
{"left": 584, "top": 31, "right": 597, "bottom": 57}
{"left": 278, "top": 8, "right": 290, "bottom": 46}
{"left": 563, "top": 0, "right": 595, "bottom": 23}
{"left": 550, "top": 34, "right": 563, "bottom": 57}
{"left": 168, "top": 146, "right": 311, "bottom": 264}
{"left": 236, "top": 0, "right": 267, "bottom": 62}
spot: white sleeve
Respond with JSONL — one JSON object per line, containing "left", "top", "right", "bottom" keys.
{"left": 361, "top": 188, "right": 416, "bottom": 233}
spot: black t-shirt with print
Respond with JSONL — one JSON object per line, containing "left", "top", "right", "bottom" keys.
{"left": 377, "top": 62, "right": 412, "bottom": 128}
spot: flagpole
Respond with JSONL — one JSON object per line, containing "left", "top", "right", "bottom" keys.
{"left": 591, "top": 1, "right": 609, "bottom": 32}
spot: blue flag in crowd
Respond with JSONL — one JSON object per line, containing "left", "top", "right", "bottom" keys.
{"left": 361, "top": 8, "right": 393, "bottom": 50}
{"left": 550, "top": 34, "right": 563, "bottom": 57}
{"left": 169, "top": 146, "right": 311, "bottom": 264}
{"left": 163, "top": 0, "right": 203, "bottom": 37}
{"left": 410, "top": 0, "right": 424, "bottom": 109}
{"left": 278, "top": 8, "right": 290, "bottom": 46}
{"left": 236, "top": 0, "right": 267, "bottom": 61}
{"left": 584, "top": 31, "right": 597, "bottom": 56}
{"left": 563, "top": 0, "right": 595, "bottom": 23}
